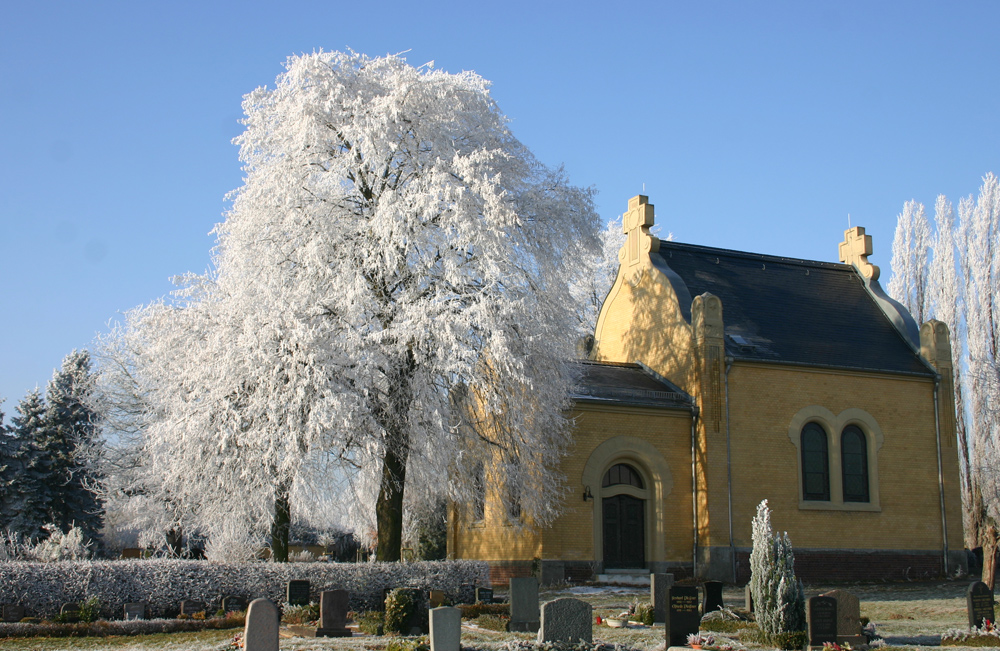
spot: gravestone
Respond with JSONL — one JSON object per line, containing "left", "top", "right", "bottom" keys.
{"left": 650, "top": 573, "right": 674, "bottom": 624}
{"left": 820, "top": 589, "right": 863, "bottom": 645}
{"left": 458, "top": 584, "right": 476, "bottom": 604}
{"left": 808, "top": 596, "right": 838, "bottom": 648}
{"left": 2, "top": 605, "right": 24, "bottom": 622}
{"left": 244, "top": 598, "right": 279, "bottom": 651}
{"left": 222, "top": 595, "right": 249, "bottom": 613}
{"left": 60, "top": 603, "right": 80, "bottom": 622}
{"left": 665, "top": 586, "right": 700, "bottom": 647}
{"left": 124, "top": 602, "right": 146, "bottom": 620}
{"left": 476, "top": 587, "right": 494, "bottom": 604}
{"left": 968, "top": 581, "right": 995, "bottom": 629}
{"left": 703, "top": 580, "right": 725, "bottom": 614}
{"left": 180, "top": 599, "right": 207, "bottom": 616}
{"left": 537, "top": 598, "right": 592, "bottom": 643}
{"left": 429, "top": 590, "right": 446, "bottom": 608}
{"left": 429, "top": 606, "right": 462, "bottom": 651}
{"left": 317, "top": 589, "right": 352, "bottom": 637}
{"left": 745, "top": 584, "right": 753, "bottom": 612}
{"left": 509, "top": 577, "right": 540, "bottom": 633}
{"left": 287, "top": 579, "right": 311, "bottom": 606}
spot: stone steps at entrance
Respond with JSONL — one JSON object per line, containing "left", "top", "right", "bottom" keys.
{"left": 596, "top": 569, "right": 650, "bottom": 585}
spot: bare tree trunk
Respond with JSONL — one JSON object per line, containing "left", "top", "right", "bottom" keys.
{"left": 983, "top": 523, "right": 998, "bottom": 589}
{"left": 271, "top": 479, "right": 292, "bottom": 562}
{"left": 375, "top": 431, "right": 409, "bottom": 561}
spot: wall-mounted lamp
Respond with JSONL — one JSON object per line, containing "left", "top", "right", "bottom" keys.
{"left": 583, "top": 486, "right": 593, "bottom": 502}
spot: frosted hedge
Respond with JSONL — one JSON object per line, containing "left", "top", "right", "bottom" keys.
{"left": 0, "top": 559, "right": 489, "bottom": 619}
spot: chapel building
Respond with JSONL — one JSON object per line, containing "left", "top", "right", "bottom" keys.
{"left": 446, "top": 195, "right": 965, "bottom": 584}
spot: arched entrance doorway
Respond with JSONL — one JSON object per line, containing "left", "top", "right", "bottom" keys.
{"left": 602, "top": 463, "right": 646, "bottom": 569}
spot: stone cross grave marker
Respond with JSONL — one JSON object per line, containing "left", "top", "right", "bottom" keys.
{"left": 458, "top": 584, "right": 476, "bottom": 604}
{"left": 430, "top": 606, "right": 462, "bottom": 651}
{"left": 428, "top": 590, "right": 446, "bottom": 608}
{"left": 968, "top": 581, "right": 995, "bottom": 629}
{"left": 476, "top": 587, "right": 494, "bottom": 604}
{"left": 287, "top": 579, "right": 310, "bottom": 606}
{"left": 820, "top": 589, "right": 863, "bottom": 644}
{"left": 317, "top": 589, "right": 352, "bottom": 637}
{"left": 509, "top": 577, "right": 540, "bottom": 633}
{"left": 222, "top": 595, "right": 248, "bottom": 613}
{"left": 60, "top": 603, "right": 80, "bottom": 622}
{"left": 702, "top": 581, "right": 724, "bottom": 614}
{"left": 180, "top": 599, "right": 207, "bottom": 616}
{"left": 666, "top": 586, "right": 700, "bottom": 647}
{"left": 124, "top": 602, "right": 146, "bottom": 620}
{"left": 808, "top": 596, "right": 838, "bottom": 648}
{"left": 537, "top": 598, "right": 592, "bottom": 644}
{"left": 651, "top": 573, "right": 674, "bottom": 624}
{"left": 244, "top": 598, "right": 279, "bottom": 651}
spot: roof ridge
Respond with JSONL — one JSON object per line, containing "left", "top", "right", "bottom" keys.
{"left": 660, "top": 240, "right": 854, "bottom": 271}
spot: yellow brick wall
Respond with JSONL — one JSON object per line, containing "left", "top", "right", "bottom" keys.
{"left": 725, "top": 362, "right": 964, "bottom": 552}
{"left": 449, "top": 402, "right": 696, "bottom": 563}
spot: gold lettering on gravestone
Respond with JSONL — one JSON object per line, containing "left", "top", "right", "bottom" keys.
{"left": 672, "top": 594, "right": 698, "bottom": 612}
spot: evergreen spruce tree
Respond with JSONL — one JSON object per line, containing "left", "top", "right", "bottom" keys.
{"left": 7, "top": 389, "right": 53, "bottom": 540}
{"left": 0, "top": 400, "right": 16, "bottom": 530}
{"left": 44, "top": 350, "right": 103, "bottom": 546}
{"left": 750, "top": 500, "right": 806, "bottom": 643}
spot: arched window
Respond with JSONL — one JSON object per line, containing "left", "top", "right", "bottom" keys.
{"left": 801, "top": 423, "right": 830, "bottom": 501}
{"left": 472, "top": 462, "right": 486, "bottom": 521}
{"left": 602, "top": 463, "right": 644, "bottom": 489}
{"left": 841, "top": 425, "right": 869, "bottom": 502}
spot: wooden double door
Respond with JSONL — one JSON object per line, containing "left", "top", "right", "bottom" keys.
{"left": 602, "top": 494, "right": 645, "bottom": 569}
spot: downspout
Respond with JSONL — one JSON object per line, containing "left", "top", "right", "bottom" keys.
{"left": 691, "top": 405, "right": 700, "bottom": 577}
{"left": 725, "top": 357, "right": 735, "bottom": 582}
{"left": 933, "top": 375, "right": 950, "bottom": 575}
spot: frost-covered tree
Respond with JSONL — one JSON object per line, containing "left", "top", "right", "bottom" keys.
{"left": 97, "top": 51, "right": 600, "bottom": 562}
{"left": 888, "top": 200, "right": 932, "bottom": 324}
{"left": 749, "top": 500, "right": 805, "bottom": 638}
{"left": 888, "top": 174, "right": 1000, "bottom": 584}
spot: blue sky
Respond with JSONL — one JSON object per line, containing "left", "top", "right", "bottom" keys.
{"left": 1, "top": 1, "right": 998, "bottom": 410}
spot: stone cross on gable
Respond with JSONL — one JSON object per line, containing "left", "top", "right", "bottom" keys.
{"left": 621, "top": 195, "right": 660, "bottom": 268}
{"left": 838, "top": 226, "right": 880, "bottom": 281}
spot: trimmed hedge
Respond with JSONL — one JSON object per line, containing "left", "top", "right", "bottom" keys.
{"left": 0, "top": 559, "right": 489, "bottom": 619}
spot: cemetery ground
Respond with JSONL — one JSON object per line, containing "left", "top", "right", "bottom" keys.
{"left": 0, "top": 580, "right": 990, "bottom": 651}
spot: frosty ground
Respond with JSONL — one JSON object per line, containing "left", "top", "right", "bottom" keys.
{"left": 0, "top": 580, "right": 991, "bottom": 651}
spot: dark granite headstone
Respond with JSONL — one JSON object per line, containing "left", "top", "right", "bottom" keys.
{"left": 458, "top": 583, "right": 476, "bottom": 604}
{"left": 651, "top": 573, "right": 674, "bottom": 624}
{"left": 60, "top": 603, "right": 80, "bottom": 622}
{"left": 287, "top": 580, "right": 311, "bottom": 606}
{"left": 317, "top": 589, "right": 351, "bottom": 637}
{"left": 2, "top": 604, "right": 24, "bottom": 623}
{"left": 665, "top": 586, "right": 700, "bottom": 647}
{"left": 745, "top": 584, "right": 753, "bottom": 612}
{"left": 476, "top": 587, "right": 494, "bottom": 604}
{"left": 181, "top": 599, "right": 207, "bottom": 616}
{"left": 968, "top": 581, "right": 995, "bottom": 629}
{"left": 702, "top": 580, "right": 724, "bottom": 614}
{"left": 124, "top": 602, "right": 146, "bottom": 620}
{"left": 222, "top": 595, "right": 249, "bottom": 613}
{"left": 808, "top": 596, "right": 838, "bottom": 647}
{"left": 509, "top": 577, "right": 540, "bottom": 633}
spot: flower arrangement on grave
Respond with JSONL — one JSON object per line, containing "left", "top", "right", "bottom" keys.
{"left": 687, "top": 632, "right": 715, "bottom": 648}
{"left": 821, "top": 643, "right": 853, "bottom": 651}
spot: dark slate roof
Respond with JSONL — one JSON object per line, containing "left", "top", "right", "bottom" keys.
{"left": 573, "top": 361, "right": 694, "bottom": 409}
{"left": 653, "top": 241, "right": 934, "bottom": 376}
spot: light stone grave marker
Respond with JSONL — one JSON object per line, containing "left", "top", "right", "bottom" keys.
{"left": 509, "top": 577, "right": 539, "bottom": 633}
{"left": 537, "top": 598, "right": 591, "bottom": 644}
{"left": 429, "top": 590, "right": 446, "bottom": 608}
{"left": 429, "top": 606, "right": 462, "bottom": 651}
{"left": 244, "top": 598, "right": 279, "bottom": 651}
{"left": 820, "top": 589, "right": 863, "bottom": 645}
